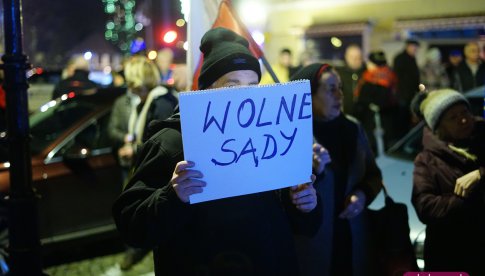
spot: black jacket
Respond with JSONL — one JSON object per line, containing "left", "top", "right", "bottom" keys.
{"left": 112, "top": 114, "right": 321, "bottom": 275}
{"left": 452, "top": 61, "right": 485, "bottom": 92}
{"left": 393, "top": 51, "right": 420, "bottom": 105}
{"left": 336, "top": 64, "right": 366, "bottom": 115}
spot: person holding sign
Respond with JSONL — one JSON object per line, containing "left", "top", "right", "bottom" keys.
{"left": 290, "top": 63, "right": 383, "bottom": 276}
{"left": 112, "top": 27, "right": 321, "bottom": 276}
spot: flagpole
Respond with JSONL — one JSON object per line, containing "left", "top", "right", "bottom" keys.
{"left": 260, "top": 56, "right": 280, "bottom": 84}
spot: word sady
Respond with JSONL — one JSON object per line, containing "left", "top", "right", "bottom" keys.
{"left": 203, "top": 93, "right": 312, "bottom": 167}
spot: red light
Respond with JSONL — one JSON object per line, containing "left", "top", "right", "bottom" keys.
{"left": 163, "top": 30, "right": 178, "bottom": 44}
{"left": 36, "top": 67, "right": 44, "bottom": 74}
{"left": 68, "top": 92, "right": 76, "bottom": 98}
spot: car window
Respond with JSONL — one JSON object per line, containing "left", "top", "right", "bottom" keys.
{"left": 53, "top": 111, "right": 112, "bottom": 158}
{"left": 29, "top": 101, "right": 97, "bottom": 155}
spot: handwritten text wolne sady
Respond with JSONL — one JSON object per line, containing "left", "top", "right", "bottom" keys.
{"left": 202, "top": 92, "right": 312, "bottom": 167}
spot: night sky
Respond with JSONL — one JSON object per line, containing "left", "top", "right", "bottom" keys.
{"left": 21, "top": 0, "right": 107, "bottom": 67}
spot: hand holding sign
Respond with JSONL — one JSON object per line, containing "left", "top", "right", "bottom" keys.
{"left": 171, "top": 161, "right": 206, "bottom": 203}
{"left": 290, "top": 174, "right": 317, "bottom": 213}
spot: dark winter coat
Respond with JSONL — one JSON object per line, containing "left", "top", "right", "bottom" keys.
{"left": 336, "top": 65, "right": 366, "bottom": 115}
{"left": 112, "top": 114, "right": 321, "bottom": 276}
{"left": 294, "top": 114, "right": 382, "bottom": 276}
{"left": 353, "top": 66, "right": 399, "bottom": 152}
{"left": 412, "top": 118, "right": 485, "bottom": 275}
{"left": 451, "top": 61, "right": 485, "bottom": 93}
{"left": 393, "top": 51, "right": 420, "bottom": 106}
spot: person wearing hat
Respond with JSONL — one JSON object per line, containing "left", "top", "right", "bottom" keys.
{"left": 353, "top": 50, "right": 398, "bottom": 154}
{"left": 446, "top": 49, "right": 463, "bottom": 86}
{"left": 290, "top": 63, "right": 383, "bottom": 276}
{"left": 420, "top": 47, "right": 450, "bottom": 91}
{"left": 112, "top": 27, "right": 320, "bottom": 276}
{"left": 411, "top": 88, "right": 485, "bottom": 275}
{"left": 393, "top": 38, "right": 421, "bottom": 138}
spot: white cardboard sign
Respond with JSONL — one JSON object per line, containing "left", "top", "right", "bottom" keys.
{"left": 179, "top": 80, "right": 313, "bottom": 204}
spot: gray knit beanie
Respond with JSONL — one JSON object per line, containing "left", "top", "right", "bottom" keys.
{"left": 411, "top": 88, "right": 469, "bottom": 131}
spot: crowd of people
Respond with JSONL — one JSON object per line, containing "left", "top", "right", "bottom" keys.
{"left": 111, "top": 27, "right": 484, "bottom": 275}
{"left": 40, "top": 25, "right": 484, "bottom": 275}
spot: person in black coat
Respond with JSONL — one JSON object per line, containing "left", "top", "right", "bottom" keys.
{"left": 451, "top": 42, "right": 485, "bottom": 93}
{"left": 393, "top": 39, "right": 421, "bottom": 137}
{"left": 336, "top": 44, "right": 366, "bottom": 116}
{"left": 290, "top": 63, "right": 383, "bottom": 276}
{"left": 112, "top": 27, "right": 321, "bottom": 276}
{"left": 354, "top": 50, "right": 398, "bottom": 154}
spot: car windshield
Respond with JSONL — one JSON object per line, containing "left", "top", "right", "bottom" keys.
{"left": 29, "top": 100, "right": 97, "bottom": 155}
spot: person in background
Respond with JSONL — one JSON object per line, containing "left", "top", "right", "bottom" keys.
{"left": 171, "top": 63, "right": 188, "bottom": 92}
{"left": 260, "top": 48, "right": 293, "bottom": 84}
{"left": 452, "top": 41, "right": 485, "bottom": 92}
{"left": 155, "top": 47, "right": 174, "bottom": 85}
{"left": 52, "top": 55, "right": 98, "bottom": 99}
{"left": 290, "top": 63, "right": 383, "bottom": 276}
{"left": 110, "top": 57, "right": 128, "bottom": 88}
{"left": 445, "top": 49, "right": 463, "bottom": 88}
{"left": 420, "top": 47, "right": 449, "bottom": 91}
{"left": 354, "top": 50, "right": 398, "bottom": 154}
{"left": 393, "top": 39, "right": 421, "bottom": 137}
{"left": 336, "top": 44, "right": 367, "bottom": 116}
{"left": 410, "top": 88, "right": 485, "bottom": 275}
{"left": 107, "top": 55, "right": 178, "bottom": 270}
{"left": 112, "top": 27, "right": 320, "bottom": 276}
{"left": 290, "top": 50, "right": 319, "bottom": 77}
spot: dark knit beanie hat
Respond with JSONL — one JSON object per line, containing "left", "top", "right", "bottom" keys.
{"left": 198, "top": 27, "right": 261, "bottom": 90}
{"left": 405, "top": 39, "right": 420, "bottom": 46}
{"left": 410, "top": 88, "right": 469, "bottom": 131}
{"left": 290, "top": 63, "right": 332, "bottom": 94}
{"left": 368, "top": 51, "right": 387, "bottom": 66}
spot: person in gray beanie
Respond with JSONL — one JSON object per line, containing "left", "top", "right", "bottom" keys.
{"left": 112, "top": 27, "right": 320, "bottom": 276}
{"left": 411, "top": 88, "right": 485, "bottom": 274}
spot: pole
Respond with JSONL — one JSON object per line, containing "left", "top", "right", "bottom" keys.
{"left": 370, "top": 103, "right": 385, "bottom": 157}
{"left": 1, "top": 0, "right": 43, "bottom": 274}
{"left": 260, "top": 55, "right": 280, "bottom": 84}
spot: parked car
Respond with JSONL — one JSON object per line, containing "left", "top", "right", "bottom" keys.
{"left": 27, "top": 67, "right": 114, "bottom": 112}
{"left": 369, "top": 86, "right": 484, "bottom": 269}
{"left": 27, "top": 68, "right": 62, "bottom": 112}
{"left": 0, "top": 87, "right": 125, "bottom": 254}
